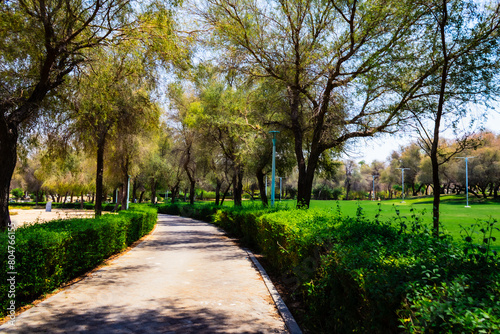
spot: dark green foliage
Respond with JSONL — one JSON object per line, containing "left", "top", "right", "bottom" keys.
{"left": 312, "top": 184, "right": 342, "bottom": 200}
{"left": 0, "top": 205, "right": 156, "bottom": 316}
{"left": 157, "top": 202, "right": 219, "bottom": 222}
{"left": 10, "top": 188, "right": 24, "bottom": 200}
{"left": 159, "top": 202, "right": 500, "bottom": 333}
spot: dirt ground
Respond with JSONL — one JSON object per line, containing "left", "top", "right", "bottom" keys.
{"left": 9, "top": 208, "right": 98, "bottom": 228}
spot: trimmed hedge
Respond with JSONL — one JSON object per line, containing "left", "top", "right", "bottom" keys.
{"left": 159, "top": 202, "right": 500, "bottom": 333}
{"left": 0, "top": 204, "right": 157, "bottom": 317}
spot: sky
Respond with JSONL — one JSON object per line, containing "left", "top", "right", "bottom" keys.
{"left": 345, "top": 106, "right": 500, "bottom": 164}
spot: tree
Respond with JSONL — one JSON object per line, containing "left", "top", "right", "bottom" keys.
{"left": 71, "top": 48, "right": 159, "bottom": 215}
{"left": 175, "top": 67, "right": 256, "bottom": 206}
{"left": 407, "top": 0, "right": 500, "bottom": 235}
{"left": 198, "top": 0, "right": 466, "bottom": 207}
{"left": 0, "top": 0, "right": 134, "bottom": 229}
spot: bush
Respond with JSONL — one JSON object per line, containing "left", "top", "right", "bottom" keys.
{"left": 10, "top": 188, "right": 24, "bottom": 200}
{"left": 0, "top": 204, "right": 157, "bottom": 317}
{"left": 312, "top": 185, "right": 342, "bottom": 200}
{"left": 158, "top": 201, "right": 500, "bottom": 333}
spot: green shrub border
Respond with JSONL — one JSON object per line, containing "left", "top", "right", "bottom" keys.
{"left": 156, "top": 202, "right": 500, "bottom": 333}
{"left": 0, "top": 204, "right": 157, "bottom": 317}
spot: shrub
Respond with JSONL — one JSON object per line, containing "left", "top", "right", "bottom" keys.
{"left": 0, "top": 205, "right": 157, "bottom": 316}
{"left": 158, "top": 201, "right": 500, "bottom": 333}
{"left": 10, "top": 188, "right": 24, "bottom": 200}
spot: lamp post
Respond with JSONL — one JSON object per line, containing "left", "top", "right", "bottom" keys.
{"left": 265, "top": 175, "right": 268, "bottom": 198}
{"left": 396, "top": 168, "right": 410, "bottom": 203}
{"left": 126, "top": 175, "right": 131, "bottom": 210}
{"left": 456, "top": 157, "right": 475, "bottom": 208}
{"left": 270, "top": 131, "right": 280, "bottom": 207}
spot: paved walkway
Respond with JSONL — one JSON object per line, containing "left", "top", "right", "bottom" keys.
{"left": 1, "top": 214, "right": 288, "bottom": 333}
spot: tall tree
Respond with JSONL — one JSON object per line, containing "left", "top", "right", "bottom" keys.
{"left": 198, "top": 0, "right": 460, "bottom": 207}
{"left": 71, "top": 49, "right": 159, "bottom": 215}
{"left": 408, "top": 0, "right": 500, "bottom": 235}
{"left": 0, "top": 0, "right": 133, "bottom": 229}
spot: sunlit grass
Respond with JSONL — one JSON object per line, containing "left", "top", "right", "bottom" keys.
{"left": 222, "top": 195, "right": 500, "bottom": 249}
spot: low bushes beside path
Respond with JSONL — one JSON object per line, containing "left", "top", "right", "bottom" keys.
{"left": 0, "top": 204, "right": 157, "bottom": 318}
{"left": 157, "top": 202, "right": 500, "bottom": 333}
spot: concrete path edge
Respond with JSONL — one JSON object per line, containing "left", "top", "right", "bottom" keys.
{"left": 244, "top": 248, "right": 303, "bottom": 334}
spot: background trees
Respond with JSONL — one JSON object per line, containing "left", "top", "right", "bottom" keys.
{"left": 197, "top": 0, "right": 489, "bottom": 208}
{"left": 3, "top": 0, "right": 500, "bottom": 232}
{"left": 0, "top": 0, "right": 135, "bottom": 229}
{"left": 405, "top": 0, "right": 500, "bottom": 234}
{"left": 70, "top": 48, "right": 160, "bottom": 215}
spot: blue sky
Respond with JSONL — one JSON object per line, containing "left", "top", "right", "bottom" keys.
{"left": 347, "top": 105, "right": 500, "bottom": 164}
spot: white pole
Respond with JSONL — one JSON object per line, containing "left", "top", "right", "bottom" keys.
{"left": 397, "top": 168, "right": 410, "bottom": 203}
{"left": 126, "top": 175, "right": 131, "bottom": 210}
{"left": 265, "top": 175, "right": 268, "bottom": 198}
{"left": 456, "top": 157, "right": 475, "bottom": 208}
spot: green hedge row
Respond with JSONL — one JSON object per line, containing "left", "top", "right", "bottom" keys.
{"left": 0, "top": 204, "right": 157, "bottom": 317}
{"left": 9, "top": 202, "right": 116, "bottom": 211}
{"left": 158, "top": 202, "right": 500, "bottom": 333}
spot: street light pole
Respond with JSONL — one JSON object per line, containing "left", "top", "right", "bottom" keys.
{"left": 270, "top": 131, "right": 280, "bottom": 207}
{"left": 265, "top": 175, "right": 268, "bottom": 198}
{"left": 456, "top": 157, "right": 475, "bottom": 208}
{"left": 126, "top": 175, "right": 131, "bottom": 210}
{"left": 396, "top": 168, "right": 410, "bottom": 203}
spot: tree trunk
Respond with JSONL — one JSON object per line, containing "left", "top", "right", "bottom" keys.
{"left": 233, "top": 166, "right": 244, "bottom": 206}
{"left": 170, "top": 181, "right": 180, "bottom": 204}
{"left": 256, "top": 169, "right": 268, "bottom": 207}
{"left": 80, "top": 192, "right": 84, "bottom": 209}
{"left": 345, "top": 179, "right": 351, "bottom": 200}
{"left": 139, "top": 190, "right": 145, "bottom": 203}
{"left": 121, "top": 181, "right": 128, "bottom": 210}
{"left": 494, "top": 184, "right": 498, "bottom": 199}
{"left": 95, "top": 135, "right": 106, "bottom": 217}
{"left": 430, "top": 6, "right": 452, "bottom": 237}
{"left": 221, "top": 184, "right": 231, "bottom": 206}
{"left": 132, "top": 178, "right": 138, "bottom": 203}
{"left": 151, "top": 179, "right": 157, "bottom": 204}
{"left": 189, "top": 180, "right": 195, "bottom": 205}
{"left": 215, "top": 179, "right": 222, "bottom": 206}
{"left": 481, "top": 185, "right": 488, "bottom": 199}
{"left": 0, "top": 120, "right": 18, "bottom": 230}
{"left": 469, "top": 187, "right": 481, "bottom": 198}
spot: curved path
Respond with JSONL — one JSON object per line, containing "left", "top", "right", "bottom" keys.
{"left": 1, "top": 214, "right": 288, "bottom": 333}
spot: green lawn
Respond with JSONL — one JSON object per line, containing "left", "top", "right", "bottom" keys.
{"left": 226, "top": 195, "right": 500, "bottom": 249}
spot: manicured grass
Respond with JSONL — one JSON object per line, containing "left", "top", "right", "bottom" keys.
{"left": 221, "top": 195, "right": 500, "bottom": 249}
{"left": 307, "top": 196, "right": 500, "bottom": 247}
